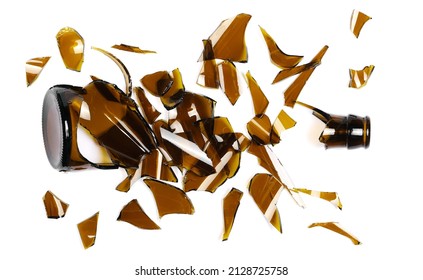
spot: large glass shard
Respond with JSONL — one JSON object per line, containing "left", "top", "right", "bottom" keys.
{"left": 117, "top": 199, "right": 160, "bottom": 230}
{"left": 26, "top": 56, "right": 50, "bottom": 86}
{"left": 140, "top": 149, "right": 177, "bottom": 182}
{"left": 134, "top": 86, "right": 161, "bottom": 124}
{"left": 43, "top": 190, "right": 69, "bottom": 219}
{"left": 197, "top": 39, "right": 219, "bottom": 89}
{"left": 204, "top": 13, "right": 252, "bottom": 62}
{"left": 283, "top": 45, "right": 329, "bottom": 107}
{"left": 272, "top": 61, "right": 320, "bottom": 84}
{"left": 77, "top": 212, "right": 99, "bottom": 249}
{"left": 259, "top": 26, "right": 303, "bottom": 69}
{"left": 56, "top": 27, "right": 84, "bottom": 71}
{"left": 222, "top": 188, "right": 243, "bottom": 241}
{"left": 92, "top": 46, "right": 132, "bottom": 96}
{"left": 350, "top": 10, "right": 372, "bottom": 38}
{"left": 112, "top": 44, "right": 156, "bottom": 54}
{"left": 144, "top": 179, "right": 194, "bottom": 218}
{"left": 217, "top": 60, "right": 241, "bottom": 105}
{"left": 349, "top": 65, "right": 375, "bottom": 89}
{"left": 248, "top": 173, "right": 284, "bottom": 232}
{"left": 293, "top": 188, "right": 342, "bottom": 210}
{"left": 246, "top": 114, "right": 273, "bottom": 145}
{"left": 297, "top": 102, "right": 370, "bottom": 149}
{"left": 245, "top": 71, "right": 269, "bottom": 116}
{"left": 271, "top": 109, "right": 296, "bottom": 145}
{"left": 308, "top": 222, "right": 361, "bottom": 245}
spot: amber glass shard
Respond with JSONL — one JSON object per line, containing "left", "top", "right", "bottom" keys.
{"left": 205, "top": 13, "right": 252, "bottom": 62}
{"left": 259, "top": 26, "right": 303, "bottom": 69}
{"left": 141, "top": 71, "right": 173, "bottom": 97}
{"left": 56, "top": 27, "right": 84, "bottom": 71}
{"left": 134, "top": 87, "right": 161, "bottom": 124}
{"left": 197, "top": 39, "right": 219, "bottom": 88}
{"left": 272, "top": 61, "right": 320, "bottom": 84}
{"left": 116, "top": 168, "right": 138, "bottom": 192}
{"left": 117, "top": 199, "right": 160, "bottom": 230}
{"left": 309, "top": 222, "right": 361, "bottom": 245}
{"left": 77, "top": 212, "right": 99, "bottom": 249}
{"left": 234, "top": 133, "right": 251, "bottom": 152}
{"left": 350, "top": 10, "right": 372, "bottom": 38}
{"left": 160, "top": 69, "right": 186, "bottom": 110}
{"left": 43, "top": 190, "right": 69, "bottom": 219}
{"left": 217, "top": 60, "right": 240, "bottom": 105}
{"left": 293, "top": 188, "right": 342, "bottom": 210}
{"left": 92, "top": 46, "right": 132, "bottom": 96}
{"left": 271, "top": 109, "right": 296, "bottom": 144}
{"left": 245, "top": 71, "right": 269, "bottom": 116}
{"left": 349, "top": 65, "right": 375, "bottom": 89}
{"left": 141, "top": 149, "right": 177, "bottom": 182}
{"left": 248, "top": 173, "right": 284, "bottom": 232}
{"left": 26, "top": 56, "right": 50, "bottom": 86}
{"left": 144, "top": 179, "right": 194, "bottom": 218}
{"left": 222, "top": 188, "right": 243, "bottom": 241}
{"left": 112, "top": 44, "right": 156, "bottom": 54}
{"left": 247, "top": 114, "right": 272, "bottom": 145}
{"left": 284, "top": 45, "right": 328, "bottom": 107}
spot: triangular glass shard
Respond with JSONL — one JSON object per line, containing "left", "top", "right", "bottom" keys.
{"left": 245, "top": 71, "right": 269, "bottom": 116}
{"left": 134, "top": 86, "right": 161, "bottom": 124}
{"left": 117, "top": 199, "right": 160, "bottom": 230}
{"left": 56, "top": 27, "right": 84, "bottom": 71}
{"left": 350, "top": 10, "right": 372, "bottom": 38}
{"left": 26, "top": 56, "right": 50, "bottom": 86}
{"left": 77, "top": 212, "right": 99, "bottom": 249}
{"left": 222, "top": 188, "right": 243, "bottom": 241}
{"left": 293, "top": 188, "right": 342, "bottom": 210}
{"left": 217, "top": 60, "right": 240, "bottom": 105}
{"left": 197, "top": 39, "right": 219, "bottom": 88}
{"left": 42, "top": 190, "right": 69, "bottom": 219}
{"left": 271, "top": 109, "right": 296, "bottom": 144}
{"left": 309, "top": 222, "right": 361, "bottom": 245}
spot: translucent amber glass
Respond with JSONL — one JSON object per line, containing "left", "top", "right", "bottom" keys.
{"left": 56, "top": 27, "right": 84, "bottom": 71}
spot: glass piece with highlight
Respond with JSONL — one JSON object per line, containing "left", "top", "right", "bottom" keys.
{"left": 116, "top": 168, "right": 137, "bottom": 192}
{"left": 26, "top": 56, "right": 50, "bottom": 86}
{"left": 283, "top": 45, "right": 328, "bottom": 107}
{"left": 112, "top": 44, "right": 156, "bottom": 54}
{"left": 260, "top": 26, "right": 303, "bottom": 69}
{"left": 350, "top": 10, "right": 372, "bottom": 38}
{"left": 349, "top": 65, "right": 375, "bottom": 89}
{"left": 134, "top": 86, "right": 161, "bottom": 124}
{"left": 217, "top": 60, "right": 240, "bottom": 105}
{"left": 197, "top": 39, "right": 219, "bottom": 89}
{"left": 309, "top": 222, "right": 361, "bottom": 245}
{"left": 77, "top": 212, "right": 99, "bottom": 249}
{"left": 297, "top": 102, "right": 370, "bottom": 149}
{"left": 248, "top": 173, "right": 283, "bottom": 232}
{"left": 140, "top": 149, "right": 178, "bottom": 182}
{"left": 203, "top": 13, "right": 252, "bottom": 62}
{"left": 247, "top": 114, "right": 273, "bottom": 145}
{"left": 222, "top": 188, "right": 243, "bottom": 241}
{"left": 56, "top": 27, "right": 84, "bottom": 71}
{"left": 141, "top": 71, "right": 172, "bottom": 97}
{"left": 144, "top": 179, "right": 194, "bottom": 218}
{"left": 117, "top": 199, "right": 160, "bottom": 230}
{"left": 245, "top": 71, "right": 269, "bottom": 116}
{"left": 43, "top": 190, "right": 69, "bottom": 219}
{"left": 272, "top": 61, "right": 320, "bottom": 84}
{"left": 271, "top": 110, "right": 296, "bottom": 145}
{"left": 293, "top": 188, "right": 342, "bottom": 210}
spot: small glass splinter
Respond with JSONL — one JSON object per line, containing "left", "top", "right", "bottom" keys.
{"left": 56, "top": 27, "right": 84, "bottom": 71}
{"left": 26, "top": 56, "right": 50, "bottom": 86}
{"left": 117, "top": 199, "right": 160, "bottom": 230}
{"left": 112, "top": 44, "right": 156, "bottom": 54}
{"left": 246, "top": 71, "right": 269, "bottom": 116}
{"left": 350, "top": 10, "right": 372, "bottom": 38}
{"left": 222, "top": 188, "right": 243, "bottom": 241}
{"left": 43, "top": 190, "right": 69, "bottom": 218}
{"left": 309, "top": 222, "right": 361, "bottom": 245}
{"left": 349, "top": 65, "right": 375, "bottom": 89}
{"left": 293, "top": 188, "right": 342, "bottom": 210}
{"left": 77, "top": 212, "right": 99, "bottom": 249}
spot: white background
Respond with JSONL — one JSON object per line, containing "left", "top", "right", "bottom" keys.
{"left": 1, "top": 0, "right": 422, "bottom": 279}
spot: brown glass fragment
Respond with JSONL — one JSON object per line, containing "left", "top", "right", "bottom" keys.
{"left": 134, "top": 86, "right": 161, "bottom": 124}
{"left": 247, "top": 114, "right": 273, "bottom": 145}
{"left": 197, "top": 39, "right": 219, "bottom": 89}
{"left": 259, "top": 26, "right": 303, "bottom": 69}
{"left": 43, "top": 190, "right": 69, "bottom": 218}
{"left": 217, "top": 60, "right": 241, "bottom": 105}
{"left": 77, "top": 212, "right": 99, "bottom": 249}
{"left": 112, "top": 44, "right": 156, "bottom": 54}
{"left": 284, "top": 45, "right": 329, "bottom": 107}
{"left": 293, "top": 188, "right": 342, "bottom": 210}
{"left": 272, "top": 61, "right": 320, "bottom": 84}
{"left": 144, "top": 179, "right": 194, "bottom": 218}
{"left": 117, "top": 199, "right": 160, "bottom": 230}
{"left": 26, "top": 56, "right": 50, "bottom": 86}
{"left": 140, "top": 149, "right": 177, "bottom": 182}
{"left": 248, "top": 173, "right": 283, "bottom": 232}
{"left": 116, "top": 168, "right": 137, "bottom": 192}
{"left": 141, "top": 71, "right": 172, "bottom": 97}
{"left": 56, "top": 27, "right": 84, "bottom": 71}
{"left": 309, "top": 222, "right": 361, "bottom": 245}
{"left": 222, "top": 188, "right": 243, "bottom": 241}
{"left": 350, "top": 10, "right": 372, "bottom": 38}
{"left": 245, "top": 71, "right": 269, "bottom": 116}
{"left": 204, "top": 13, "right": 252, "bottom": 62}
{"left": 297, "top": 102, "right": 370, "bottom": 149}
{"left": 349, "top": 65, "right": 375, "bottom": 89}
{"left": 271, "top": 109, "right": 296, "bottom": 145}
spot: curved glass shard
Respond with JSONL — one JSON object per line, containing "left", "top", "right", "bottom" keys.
{"left": 247, "top": 114, "right": 273, "bottom": 145}
{"left": 259, "top": 26, "right": 303, "bottom": 69}
{"left": 349, "top": 65, "right": 375, "bottom": 89}
{"left": 117, "top": 199, "right": 160, "bottom": 230}
{"left": 26, "top": 56, "right": 50, "bottom": 86}
{"left": 77, "top": 212, "right": 99, "bottom": 249}
{"left": 144, "top": 178, "right": 194, "bottom": 218}
{"left": 272, "top": 61, "right": 320, "bottom": 84}
{"left": 217, "top": 60, "right": 240, "bottom": 105}
{"left": 134, "top": 86, "right": 161, "bottom": 124}
{"left": 293, "top": 188, "right": 342, "bottom": 210}
{"left": 43, "top": 190, "right": 69, "bottom": 219}
{"left": 350, "top": 10, "right": 372, "bottom": 38}
{"left": 309, "top": 222, "right": 361, "bottom": 245}
{"left": 245, "top": 71, "right": 269, "bottom": 116}
{"left": 112, "top": 44, "right": 156, "bottom": 54}
{"left": 56, "top": 27, "right": 84, "bottom": 71}
{"left": 222, "top": 188, "right": 243, "bottom": 241}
